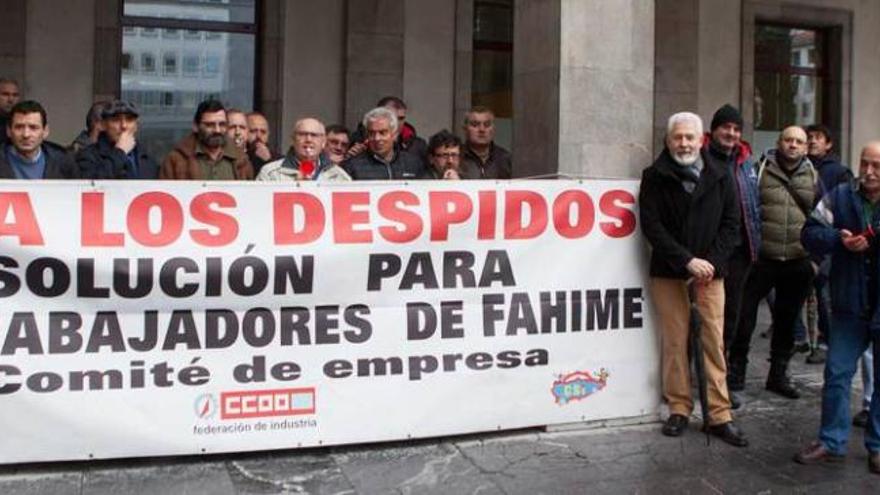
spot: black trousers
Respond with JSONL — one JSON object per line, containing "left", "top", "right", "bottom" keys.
{"left": 728, "top": 257, "right": 815, "bottom": 365}
{"left": 723, "top": 247, "right": 753, "bottom": 353}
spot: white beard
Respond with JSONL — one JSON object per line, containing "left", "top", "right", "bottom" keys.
{"left": 671, "top": 151, "right": 699, "bottom": 166}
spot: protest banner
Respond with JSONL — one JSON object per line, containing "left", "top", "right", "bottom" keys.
{"left": 0, "top": 179, "right": 658, "bottom": 463}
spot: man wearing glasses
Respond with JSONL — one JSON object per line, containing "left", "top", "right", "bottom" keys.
{"left": 423, "top": 130, "right": 463, "bottom": 180}
{"left": 257, "top": 118, "right": 350, "bottom": 182}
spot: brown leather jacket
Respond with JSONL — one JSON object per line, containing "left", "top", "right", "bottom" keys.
{"left": 160, "top": 134, "right": 254, "bottom": 180}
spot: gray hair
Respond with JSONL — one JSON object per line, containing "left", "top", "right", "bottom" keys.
{"left": 666, "top": 112, "right": 703, "bottom": 136}
{"left": 362, "top": 107, "right": 399, "bottom": 133}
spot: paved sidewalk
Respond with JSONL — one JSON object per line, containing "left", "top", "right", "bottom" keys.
{"left": 1, "top": 310, "right": 876, "bottom": 494}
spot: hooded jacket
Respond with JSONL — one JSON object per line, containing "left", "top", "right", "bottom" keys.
{"left": 639, "top": 147, "right": 741, "bottom": 279}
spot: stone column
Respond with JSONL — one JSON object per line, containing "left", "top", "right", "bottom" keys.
{"left": 0, "top": 0, "right": 27, "bottom": 84}
{"left": 344, "top": 0, "right": 405, "bottom": 129}
{"left": 513, "top": 0, "right": 655, "bottom": 179}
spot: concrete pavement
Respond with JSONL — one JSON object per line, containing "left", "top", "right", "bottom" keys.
{"left": 1, "top": 310, "right": 876, "bottom": 494}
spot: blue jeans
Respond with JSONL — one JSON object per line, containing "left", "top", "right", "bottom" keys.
{"left": 818, "top": 315, "right": 880, "bottom": 454}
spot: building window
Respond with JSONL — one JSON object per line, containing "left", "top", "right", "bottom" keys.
{"left": 141, "top": 53, "right": 157, "bottom": 74}
{"left": 753, "top": 24, "right": 828, "bottom": 155}
{"left": 182, "top": 53, "right": 201, "bottom": 76}
{"left": 204, "top": 54, "right": 221, "bottom": 77}
{"left": 163, "top": 52, "right": 178, "bottom": 75}
{"left": 121, "top": 52, "right": 135, "bottom": 74}
{"left": 120, "top": 0, "right": 258, "bottom": 160}
{"left": 472, "top": 0, "right": 513, "bottom": 149}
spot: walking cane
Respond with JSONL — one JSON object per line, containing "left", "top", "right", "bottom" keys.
{"left": 688, "top": 279, "right": 711, "bottom": 445}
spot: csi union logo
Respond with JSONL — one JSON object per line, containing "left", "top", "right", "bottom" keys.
{"left": 194, "top": 393, "right": 218, "bottom": 420}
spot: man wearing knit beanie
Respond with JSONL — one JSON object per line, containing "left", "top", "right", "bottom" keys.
{"left": 711, "top": 104, "right": 744, "bottom": 135}
{"left": 701, "top": 105, "right": 760, "bottom": 405}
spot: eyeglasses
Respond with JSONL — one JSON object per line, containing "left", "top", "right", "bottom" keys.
{"left": 433, "top": 152, "right": 460, "bottom": 159}
{"left": 327, "top": 138, "right": 350, "bottom": 147}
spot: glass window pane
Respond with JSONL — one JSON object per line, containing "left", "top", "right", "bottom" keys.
{"left": 474, "top": 0, "right": 513, "bottom": 43}
{"left": 121, "top": 30, "right": 255, "bottom": 161}
{"left": 753, "top": 24, "right": 826, "bottom": 154}
{"left": 163, "top": 52, "right": 178, "bottom": 75}
{"left": 123, "top": 0, "right": 256, "bottom": 24}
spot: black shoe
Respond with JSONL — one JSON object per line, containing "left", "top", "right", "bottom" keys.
{"left": 766, "top": 360, "right": 801, "bottom": 399}
{"left": 766, "top": 378, "right": 801, "bottom": 399}
{"left": 706, "top": 422, "right": 749, "bottom": 447}
{"left": 662, "top": 414, "right": 689, "bottom": 437}
{"left": 854, "top": 409, "right": 870, "bottom": 428}
{"left": 794, "top": 340, "right": 811, "bottom": 354}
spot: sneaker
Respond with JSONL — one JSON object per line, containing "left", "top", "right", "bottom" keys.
{"left": 806, "top": 348, "right": 826, "bottom": 365}
{"left": 794, "top": 340, "right": 811, "bottom": 354}
{"left": 853, "top": 409, "right": 870, "bottom": 428}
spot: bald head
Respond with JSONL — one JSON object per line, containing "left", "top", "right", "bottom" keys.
{"left": 777, "top": 126, "right": 807, "bottom": 166}
{"left": 291, "top": 117, "right": 326, "bottom": 161}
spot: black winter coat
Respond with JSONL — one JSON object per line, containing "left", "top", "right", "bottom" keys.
{"left": 343, "top": 148, "right": 426, "bottom": 181}
{"left": 638, "top": 148, "right": 741, "bottom": 279}
{"left": 0, "top": 141, "right": 79, "bottom": 179}
{"left": 76, "top": 133, "right": 159, "bottom": 180}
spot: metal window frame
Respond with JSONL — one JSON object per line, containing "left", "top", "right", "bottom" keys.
{"left": 117, "top": 0, "right": 261, "bottom": 106}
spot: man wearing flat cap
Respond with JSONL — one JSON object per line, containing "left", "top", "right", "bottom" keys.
{"left": 76, "top": 100, "right": 159, "bottom": 180}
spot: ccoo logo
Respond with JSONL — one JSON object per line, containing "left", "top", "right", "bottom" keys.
{"left": 194, "top": 393, "right": 218, "bottom": 420}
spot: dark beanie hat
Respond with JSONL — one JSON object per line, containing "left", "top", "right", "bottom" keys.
{"left": 710, "top": 104, "right": 743, "bottom": 131}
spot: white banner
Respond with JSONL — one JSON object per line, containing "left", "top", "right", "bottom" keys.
{"left": 0, "top": 179, "right": 659, "bottom": 463}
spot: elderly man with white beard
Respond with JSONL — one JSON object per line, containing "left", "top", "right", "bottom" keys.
{"left": 639, "top": 112, "right": 747, "bottom": 446}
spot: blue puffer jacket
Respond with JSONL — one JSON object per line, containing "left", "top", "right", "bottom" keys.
{"left": 704, "top": 137, "right": 761, "bottom": 261}
{"left": 802, "top": 181, "right": 878, "bottom": 317}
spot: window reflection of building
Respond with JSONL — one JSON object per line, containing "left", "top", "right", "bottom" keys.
{"left": 753, "top": 24, "right": 827, "bottom": 155}
{"left": 120, "top": 0, "right": 256, "bottom": 160}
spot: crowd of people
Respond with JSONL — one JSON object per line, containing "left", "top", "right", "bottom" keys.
{"left": 0, "top": 77, "right": 512, "bottom": 183}
{"left": 641, "top": 104, "right": 879, "bottom": 475}
{"left": 2, "top": 74, "right": 877, "bottom": 474}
